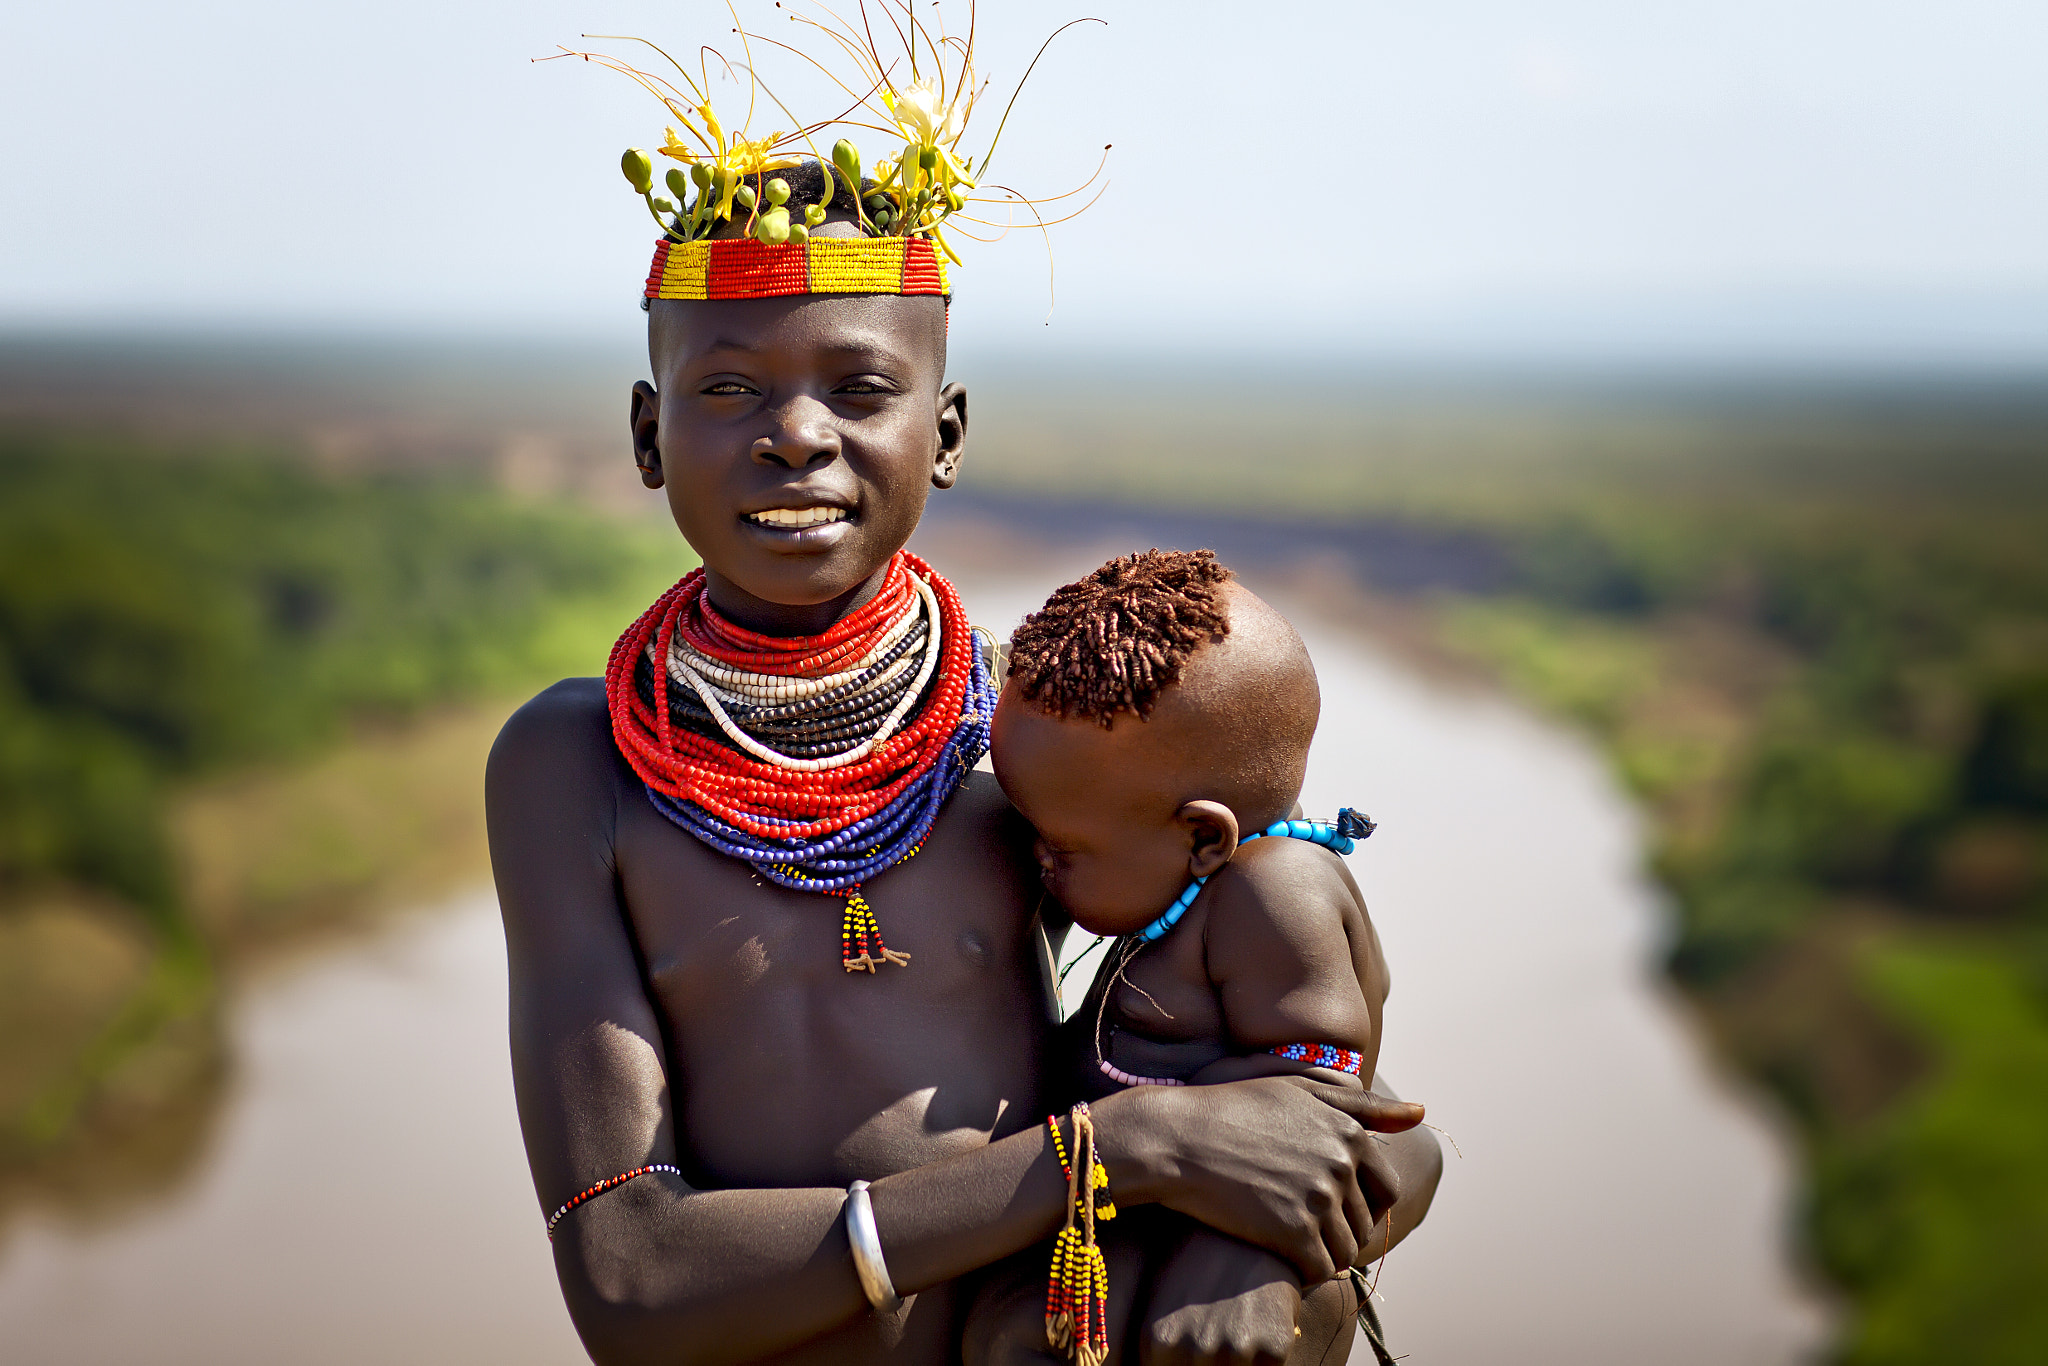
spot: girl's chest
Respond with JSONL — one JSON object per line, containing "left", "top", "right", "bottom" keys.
{"left": 611, "top": 783, "right": 1058, "bottom": 1184}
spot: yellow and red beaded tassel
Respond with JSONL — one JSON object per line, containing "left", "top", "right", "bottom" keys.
{"left": 1044, "top": 1103, "right": 1114, "bottom": 1366}
{"left": 834, "top": 842, "right": 922, "bottom": 972}
{"left": 839, "top": 888, "right": 911, "bottom": 972}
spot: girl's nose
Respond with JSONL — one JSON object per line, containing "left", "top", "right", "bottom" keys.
{"left": 751, "top": 395, "right": 841, "bottom": 469}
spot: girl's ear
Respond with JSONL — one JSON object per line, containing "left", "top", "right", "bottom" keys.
{"left": 1176, "top": 800, "right": 1241, "bottom": 878}
{"left": 931, "top": 381, "right": 968, "bottom": 489}
{"left": 630, "top": 380, "right": 665, "bottom": 489}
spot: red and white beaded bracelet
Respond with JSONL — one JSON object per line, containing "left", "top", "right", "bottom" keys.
{"left": 545, "top": 1164, "right": 684, "bottom": 1240}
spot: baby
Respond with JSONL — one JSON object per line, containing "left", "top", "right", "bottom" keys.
{"left": 969, "top": 549, "right": 1397, "bottom": 1366}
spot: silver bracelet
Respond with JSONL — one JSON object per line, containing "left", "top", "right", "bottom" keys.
{"left": 843, "top": 1180, "right": 902, "bottom": 1313}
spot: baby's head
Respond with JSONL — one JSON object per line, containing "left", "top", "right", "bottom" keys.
{"left": 991, "top": 550, "right": 1321, "bottom": 935}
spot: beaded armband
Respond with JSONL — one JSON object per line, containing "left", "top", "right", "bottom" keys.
{"left": 545, "top": 1164, "right": 683, "bottom": 1240}
{"left": 1270, "top": 1042, "right": 1367, "bottom": 1075}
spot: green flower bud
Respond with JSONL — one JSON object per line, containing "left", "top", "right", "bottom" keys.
{"left": 621, "top": 148, "right": 655, "bottom": 195}
{"left": 666, "top": 168, "right": 689, "bottom": 199}
{"left": 919, "top": 145, "right": 939, "bottom": 171}
{"left": 788, "top": 222, "right": 810, "bottom": 245}
{"left": 804, "top": 203, "right": 827, "bottom": 227}
{"left": 652, "top": 196, "right": 676, "bottom": 214}
{"left": 755, "top": 207, "right": 792, "bottom": 245}
{"left": 832, "top": 138, "right": 861, "bottom": 182}
{"left": 734, "top": 184, "right": 758, "bottom": 211}
{"left": 765, "top": 178, "right": 791, "bottom": 207}
{"left": 864, "top": 195, "right": 891, "bottom": 215}
{"left": 690, "top": 162, "right": 712, "bottom": 189}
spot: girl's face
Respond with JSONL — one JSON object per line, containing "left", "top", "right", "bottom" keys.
{"left": 633, "top": 288, "right": 964, "bottom": 636}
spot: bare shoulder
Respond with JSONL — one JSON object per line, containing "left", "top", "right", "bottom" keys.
{"left": 1202, "top": 835, "right": 1387, "bottom": 1056}
{"left": 489, "top": 676, "right": 613, "bottom": 778}
{"left": 934, "top": 768, "right": 1033, "bottom": 848}
{"left": 1207, "top": 835, "right": 1369, "bottom": 947}
{"left": 485, "top": 678, "right": 632, "bottom": 922}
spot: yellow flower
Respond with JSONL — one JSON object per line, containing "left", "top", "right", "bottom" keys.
{"left": 887, "top": 76, "right": 965, "bottom": 150}
{"left": 659, "top": 126, "right": 701, "bottom": 164}
{"left": 725, "top": 133, "right": 799, "bottom": 176}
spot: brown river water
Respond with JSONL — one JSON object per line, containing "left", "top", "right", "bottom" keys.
{"left": 0, "top": 560, "right": 1832, "bottom": 1364}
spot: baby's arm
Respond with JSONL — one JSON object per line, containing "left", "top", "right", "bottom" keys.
{"left": 1140, "top": 839, "right": 1388, "bottom": 1364}
{"left": 1202, "top": 835, "right": 1384, "bottom": 1078}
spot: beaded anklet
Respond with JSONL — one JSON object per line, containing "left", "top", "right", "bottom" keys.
{"left": 545, "top": 1164, "right": 683, "bottom": 1240}
{"left": 1044, "top": 1103, "right": 1113, "bottom": 1366}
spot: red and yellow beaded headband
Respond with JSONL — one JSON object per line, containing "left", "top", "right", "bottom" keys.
{"left": 644, "top": 232, "right": 948, "bottom": 304}
{"left": 541, "top": 2, "right": 1106, "bottom": 308}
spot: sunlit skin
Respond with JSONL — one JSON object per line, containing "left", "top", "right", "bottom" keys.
{"left": 993, "top": 709, "right": 1253, "bottom": 938}
{"left": 488, "top": 200, "right": 1437, "bottom": 1366}
{"left": 974, "top": 584, "right": 1399, "bottom": 1366}
{"left": 630, "top": 284, "right": 965, "bottom": 632}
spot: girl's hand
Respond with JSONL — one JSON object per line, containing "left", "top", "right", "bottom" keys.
{"left": 1092, "top": 1079, "right": 1423, "bottom": 1283}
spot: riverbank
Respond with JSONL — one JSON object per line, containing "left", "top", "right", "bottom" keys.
{"left": 919, "top": 437, "right": 2048, "bottom": 1365}
{"left": 0, "top": 561, "right": 1828, "bottom": 1366}
{"left": 0, "top": 433, "right": 686, "bottom": 1220}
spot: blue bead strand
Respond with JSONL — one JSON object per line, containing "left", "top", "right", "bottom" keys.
{"left": 639, "top": 625, "right": 996, "bottom": 892}
{"left": 1135, "top": 808, "right": 1375, "bottom": 944}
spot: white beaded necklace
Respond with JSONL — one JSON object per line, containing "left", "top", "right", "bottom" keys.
{"left": 655, "top": 570, "right": 944, "bottom": 773}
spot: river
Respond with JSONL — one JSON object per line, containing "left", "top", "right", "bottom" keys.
{"left": 0, "top": 560, "right": 1831, "bottom": 1365}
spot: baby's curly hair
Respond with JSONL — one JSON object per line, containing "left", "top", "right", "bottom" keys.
{"left": 1007, "top": 549, "right": 1234, "bottom": 725}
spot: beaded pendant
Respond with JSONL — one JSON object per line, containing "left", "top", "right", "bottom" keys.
{"left": 1045, "top": 1105, "right": 1113, "bottom": 1366}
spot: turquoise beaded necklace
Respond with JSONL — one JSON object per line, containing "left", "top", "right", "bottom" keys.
{"left": 1137, "top": 807, "right": 1377, "bottom": 943}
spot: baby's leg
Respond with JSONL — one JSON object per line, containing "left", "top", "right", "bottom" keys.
{"left": 962, "top": 1222, "right": 1150, "bottom": 1366}
{"left": 1136, "top": 1221, "right": 1303, "bottom": 1366}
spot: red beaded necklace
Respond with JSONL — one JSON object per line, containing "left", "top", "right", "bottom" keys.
{"left": 607, "top": 553, "right": 976, "bottom": 834}
{"left": 606, "top": 551, "right": 994, "bottom": 970}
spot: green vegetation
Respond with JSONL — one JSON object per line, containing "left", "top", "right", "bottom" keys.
{"left": 1435, "top": 502, "right": 2048, "bottom": 1363}
{"left": 0, "top": 430, "right": 683, "bottom": 1183}
{"left": 969, "top": 380, "right": 2048, "bottom": 1364}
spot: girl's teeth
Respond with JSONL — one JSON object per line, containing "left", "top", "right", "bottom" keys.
{"left": 754, "top": 508, "right": 847, "bottom": 527}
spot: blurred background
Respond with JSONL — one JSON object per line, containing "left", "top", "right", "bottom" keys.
{"left": 2, "top": 1, "right": 2044, "bottom": 1363}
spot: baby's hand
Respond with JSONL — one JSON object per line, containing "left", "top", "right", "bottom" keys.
{"left": 1139, "top": 1226, "right": 1303, "bottom": 1366}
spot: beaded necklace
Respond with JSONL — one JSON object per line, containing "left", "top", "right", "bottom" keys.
{"left": 607, "top": 551, "right": 995, "bottom": 971}
{"left": 1137, "top": 809, "right": 1376, "bottom": 943}
{"left": 1087, "top": 808, "right": 1379, "bottom": 1090}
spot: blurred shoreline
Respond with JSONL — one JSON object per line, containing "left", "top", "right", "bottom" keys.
{"left": 4, "top": 330, "right": 2046, "bottom": 1360}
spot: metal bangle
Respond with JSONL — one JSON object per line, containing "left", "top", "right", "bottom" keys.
{"left": 843, "top": 1179, "right": 902, "bottom": 1313}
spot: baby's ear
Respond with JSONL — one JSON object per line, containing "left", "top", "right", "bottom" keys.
{"left": 1175, "top": 800, "right": 1240, "bottom": 879}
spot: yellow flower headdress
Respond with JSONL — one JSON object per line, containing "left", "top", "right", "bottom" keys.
{"left": 542, "top": 1, "right": 1106, "bottom": 304}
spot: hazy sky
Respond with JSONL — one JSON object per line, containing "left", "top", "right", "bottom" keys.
{"left": 4, "top": 0, "right": 2045, "bottom": 365}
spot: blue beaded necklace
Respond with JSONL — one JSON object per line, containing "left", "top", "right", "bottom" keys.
{"left": 1136, "top": 807, "right": 1377, "bottom": 943}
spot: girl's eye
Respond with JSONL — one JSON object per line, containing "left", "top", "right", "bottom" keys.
{"left": 836, "top": 378, "right": 894, "bottom": 396}
{"left": 702, "top": 381, "right": 755, "bottom": 396}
